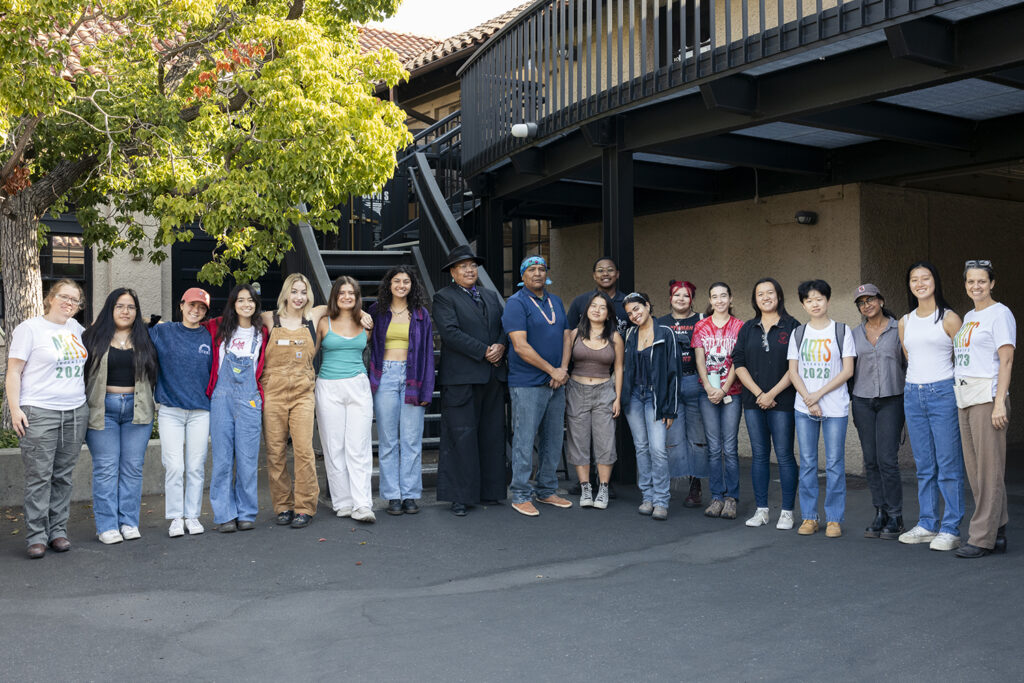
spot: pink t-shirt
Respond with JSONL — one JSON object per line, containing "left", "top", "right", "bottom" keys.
{"left": 692, "top": 315, "right": 744, "bottom": 396}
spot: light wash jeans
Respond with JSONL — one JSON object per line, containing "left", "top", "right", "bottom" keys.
{"left": 625, "top": 389, "right": 671, "bottom": 508}
{"left": 159, "top": 405, "right": 210, "bottom": 520}
{"left": 904, "top": 380, "right": 964, "bottom": 535}
{"left": 700, "top": 395, "right": 741, "bottom": 500}
{"left": 744, "top": 408, "right": 796, "bottom": 510}
{"left": 373, "top": 360, "right": 425, "bottom": 500}
{"left": 667, "top": 373, "right": 708, "bottom": 478}
{"left": 509, "top": 385, "right": 565, "bottom": 504}
{"left": 85, "top": 393, "right": 153, "bottom": 534}
{"left": 209, "top": 352, "right": 262, "bottom": 524}
{"left": 795, "top": 411, "right": 848, "bottom": 523}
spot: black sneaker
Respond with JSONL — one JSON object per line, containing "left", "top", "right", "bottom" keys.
{"left": 402, "top": 499, "right": 420, "bottom": 514}
{"left": 290, "top": 513, "right": 313, "bottom": 528}
{"left": 879, "top": 515, "right": 904, "bottom": 540}
{"left": 237, "top": 520, "right": 255, "bottom": 531}
{"left": 218, "top": 520, "right": 237, "bottom": 533}
{"left": 276, "top": 510, "right": 295, "bottom": 526}
{"left": 451, "top": 502, "right": 467, "bottom": 517}
{"left": 386, "top": 499, "right": 403, "bottom": 516}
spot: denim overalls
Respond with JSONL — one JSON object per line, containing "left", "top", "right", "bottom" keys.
{"left": 209, "top": 331, "right": 263, "bottom": 524}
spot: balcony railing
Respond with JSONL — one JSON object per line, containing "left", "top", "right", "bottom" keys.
{"left": 458, "top": 0, "right": 965, "bottom": 175}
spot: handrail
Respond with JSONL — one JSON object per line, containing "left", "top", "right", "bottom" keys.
{"left": 288, "top": 205, "right": 333, "bottom": 305}
{"left": 411, "top": 110, "right": 462, "bottom": 145}
{"left": 458, "top": 0, "right": 969, "bottom": 175}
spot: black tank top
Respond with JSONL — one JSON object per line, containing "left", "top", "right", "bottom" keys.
{"left": 107, "top": 347, "right": 135, "bottom": 387}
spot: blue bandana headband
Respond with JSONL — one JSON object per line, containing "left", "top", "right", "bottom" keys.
{"left": 518, "top": 256, "right": 552, "bottom": 287}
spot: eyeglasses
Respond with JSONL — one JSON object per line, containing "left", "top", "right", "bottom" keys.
{"left": 594, "top": 267, "right": 617, "bottom": 275}
{"left": 455, "top": 263, "right": 479, "bottom": 271}
{"left": 965, "top": 259, "right": 992, "bottom": 269}
{"left": 856, "top": 296, "right": 878, "bottom": 309}
{"left": 114, "top": 304, "right": 136, "bottom": 312}
{"left": 55, "top": 294, "right": 82, "bottom": 307}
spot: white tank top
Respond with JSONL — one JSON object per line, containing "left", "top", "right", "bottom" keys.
{"left": 903, "top": 308, "right": 954, "bottom": 384}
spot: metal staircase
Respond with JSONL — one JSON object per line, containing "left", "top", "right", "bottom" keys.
{"left": 285, "top": 110, "right": 502, "bottom": 462}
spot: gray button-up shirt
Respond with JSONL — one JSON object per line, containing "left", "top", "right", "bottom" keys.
{"left": 851, "top": 318, "right": 906, "bottom": 398}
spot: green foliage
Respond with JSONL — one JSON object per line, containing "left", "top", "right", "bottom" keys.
{"left": 1, "top": 0, "right": 412, "bottom": 284}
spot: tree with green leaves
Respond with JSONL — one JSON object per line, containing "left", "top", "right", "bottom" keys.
{"left": 0, "top": 0, "right": 410, "bottom": 343}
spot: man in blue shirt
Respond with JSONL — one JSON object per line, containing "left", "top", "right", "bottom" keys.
{"left": 502, "top": 256, "right": 573, "bottom": 516}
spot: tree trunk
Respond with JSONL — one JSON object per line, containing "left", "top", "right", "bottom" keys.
{"left": 0, "top": 191, "right": 45, "bottom": 428}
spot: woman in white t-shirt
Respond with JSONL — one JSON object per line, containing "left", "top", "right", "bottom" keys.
{"left": 787, "top": 280, "right": 856, "bottom": 538}
{"left": 897, "top": 261, "right": 964, "bottom": 552}
{"left": 5, "top": 279, "right": 89, "bottom": 559}
{"left": 953, "top": 260, "right": 1016, "bottom": 559}
{"left": 204, "top": 284, "right": 268, "bottom": 533}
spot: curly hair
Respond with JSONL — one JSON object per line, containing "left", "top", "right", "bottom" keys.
{"left": 375, "top": 265, "right": 429, "bottom": 316}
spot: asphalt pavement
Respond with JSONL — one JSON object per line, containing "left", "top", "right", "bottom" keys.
{"left": 2, "top": 459, "right": 1022, "bottom": 682}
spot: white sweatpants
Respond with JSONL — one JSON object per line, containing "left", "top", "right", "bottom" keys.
{"left": 315, "top": 374, "right": 374, "bottom": 512}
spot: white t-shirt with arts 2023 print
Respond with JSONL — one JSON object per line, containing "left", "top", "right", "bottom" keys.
{"left": 8, "top": 316, "right": 87, "bottom": 410}
{"left": 786, "top": 320, "right": 857, "bottom": 418}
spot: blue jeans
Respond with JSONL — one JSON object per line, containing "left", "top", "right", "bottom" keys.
{"left": 744, "top": 408, "right": 796, "bottom": 510}
{"left": 904, "top": 380, "right": 964, "bottom": 535}
{"left": 509, "top": 385, "right": 565, "bottom": 504}
{"left": 667, "top": 373, "right": 708, "bottom": 478}
{"left": 210, "top": 352, "right": 263, "bottom": 524}
{"left": 795, "top": 411, "right": 848, "bottom": 523}
{"left": 373, "top": 360, "right": 425, "bottom": 500}
{"left": 700, "top": 395, "right": 741, "bottom": 500}
{"left": 625, "top": 389, "right": 671, "bottom": 507}
{"left": 86, "top": 394, "right": 153, "bottom": 534}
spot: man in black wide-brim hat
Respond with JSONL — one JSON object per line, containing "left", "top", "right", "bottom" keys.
{"left": 432, "top": 245, "right": 508, "bottom": 516}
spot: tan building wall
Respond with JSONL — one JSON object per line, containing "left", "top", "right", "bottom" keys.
{"left": 90, "top": 212, "right": 175, "bottom": 324}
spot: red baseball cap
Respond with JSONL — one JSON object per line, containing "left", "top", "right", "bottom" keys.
{"left": 181, "top": 287, "right": 211, "bottom": 307}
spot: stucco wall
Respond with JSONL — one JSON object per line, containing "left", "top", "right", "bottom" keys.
{"left": 90, "top": 212, "right": 173, "bottom": 324}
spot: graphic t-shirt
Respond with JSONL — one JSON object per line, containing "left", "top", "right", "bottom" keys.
{"left": 691, "top": 315, "right": 744, "bottom": 396}
{"left": 658, "top": 313, "right": 702, "bottom": 374}
{"left": 954, "top": 302, "right": 1017, "bottom": 397}
{"left": 8, "top": 316, "right": 87, "bottom": 410}
{"left": 786, "top": 320, "right": 857, "bottom": 417}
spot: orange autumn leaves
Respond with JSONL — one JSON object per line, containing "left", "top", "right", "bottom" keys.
{"left": 189, "top": 42, "right": 268, "bottom": 102}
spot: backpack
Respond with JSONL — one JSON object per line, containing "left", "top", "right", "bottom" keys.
{"left": 793, "top": 321, "right": 855, "bottom": 392}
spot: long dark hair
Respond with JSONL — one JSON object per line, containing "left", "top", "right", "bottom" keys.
{"left": 375, "top": 265, "right": 429, "bottom": 317}
{"left": 576, "top": 291, "right": 616, "bottom": 344}
{"left": 327, "top": 275, "right": 363, "bottom": 324}
{"left": 216, "top": 284, "right": 263, "bottom": 346}
{"left": 703, "top": 281, "right": 734, "bottom": 316}
{"left": 83, "top": 288, "right": 159, "bottom": 386}
{"left": 750, "top": 277, "right": 790, "bottom": 320}
{"left": 905, "top": 261, "right": 951, "bottom": 323}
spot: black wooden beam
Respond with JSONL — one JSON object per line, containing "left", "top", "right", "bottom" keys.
{"left": 602, "top": 148, "right": 635, "bottom": 294}
{"left": 796, "top": 101, "right": 976, "bottom": 151}
{"left": 510, "top": 147, "right": 545, "bottom": 176}
{"left": 885, "top": 16, "right": 956, "bottom": 69}
{"left": 980, "top": 66, "right": 1024, "bottom": 90}
{"left": 700, "top": 75, "right": 758, "bottom": 116}
{"left": 653, "top": 135, "right": 829, "bottom": 175}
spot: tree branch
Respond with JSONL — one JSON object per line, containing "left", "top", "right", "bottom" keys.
{"left": 0, "top": 114, "right": 43, "bottom": 183}
{"left": 29, "top": 156, "right": 99, "bottom": 216}
{"left": 287, "top": 0, "right": 305, "bottom": 20}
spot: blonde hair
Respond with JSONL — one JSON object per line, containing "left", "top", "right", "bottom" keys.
{"left": 43, "top": 278, "right": 84, "bottom": 314}
{"left": 277, "top": 273, "right": 314, "bottom": 320}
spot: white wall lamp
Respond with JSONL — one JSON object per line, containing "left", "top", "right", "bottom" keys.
{"left": 511, "top": 122, "right": 538, "bottom": 139}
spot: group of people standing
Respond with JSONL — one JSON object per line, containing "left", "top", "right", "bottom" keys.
{"left": 7, "top": 249, "right": 1014, "bottom": 562}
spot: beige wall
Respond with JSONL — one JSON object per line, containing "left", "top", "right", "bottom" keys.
{"left": 90, "top": 212, "right": 174, "bottom": 325}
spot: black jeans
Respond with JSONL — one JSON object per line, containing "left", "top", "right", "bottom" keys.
{"left": 851, "top": 395, "right": 904, "bottom": 515}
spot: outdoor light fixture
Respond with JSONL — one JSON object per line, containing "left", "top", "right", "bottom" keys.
{"left": 511, "top": 122, "right": 538, "bottom": 139}
{"left": 795, "top": 211, "right": 818, "bottom": 225}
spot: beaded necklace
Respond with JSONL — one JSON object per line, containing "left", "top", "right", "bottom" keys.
{"left": 527, "top": 291, "right": 557, "bottom": 325}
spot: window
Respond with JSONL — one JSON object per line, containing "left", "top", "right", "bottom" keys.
{"left": 502, "top": 218, "right": 551, "bottom": 296}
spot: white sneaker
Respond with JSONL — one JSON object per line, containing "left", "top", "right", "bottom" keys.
{"left": 899, "top": 525, "right": 938, "bottom": 544}
{"left": 580, "top": 483, "right": 594, "bottom": 508}
{"left": 98, "top": 529, "right": 124, "bottom": 545}
{"left": 745, "top": 507, "right": 770, "bottom": 527}
{"left": 185, "top": 518, "right": 205, "bottom": 535}
{"left": 168, "top": 518, "right": 185, "bottom": 538}
{"left": 336, "top": 507, "right": 353, "bottom": 518}
{"left": 119, "top": 525, "right": 141, "bottom": 540}
{"left": 593, "top": 483, "right": 609, "bottom": 510}
{"left": 929, "top": 532, "right": 961, "bottom": 551}
{"left": 776, "top": 510, "right": 795, "bottom": 530}
{"left": 351, "top": 507, "right": 376, "bottom": 523}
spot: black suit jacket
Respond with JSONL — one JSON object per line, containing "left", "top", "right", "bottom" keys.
{"left": 433, "top": 284, "right": 508, "bottom": 386}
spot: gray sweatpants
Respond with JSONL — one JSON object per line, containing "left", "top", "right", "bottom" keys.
{"left": 20, "top": 403, "right": 88, "bottom": 546}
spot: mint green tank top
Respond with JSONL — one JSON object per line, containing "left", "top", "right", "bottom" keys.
{"left": 319, "top": 323, "right": 366, "bottom": 380}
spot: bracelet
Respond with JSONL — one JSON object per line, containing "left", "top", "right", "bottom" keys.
{"left": 755, "top": 392, "right": 762, "bottom": 398}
